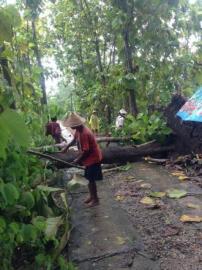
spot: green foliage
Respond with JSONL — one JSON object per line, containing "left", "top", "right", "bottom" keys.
{"left": 122, "top": 112, "right": 171, "bottom": 143}
{"left": 0, "top": 0, "right": 201, "bottom": 268}
{"left": 50, "top": 0, "right": 201, "bottom": 130}
{"left": 0, "top": 5, "right": 21, "bottom": 43}
{"left": 0, "top": 146, "right": 75, "bottom": 269}
{"left": 0, "top": 109, "right": 30, "bottom": 158}
{"left": 0, "top": 2, "right": 77, "bottom": 269}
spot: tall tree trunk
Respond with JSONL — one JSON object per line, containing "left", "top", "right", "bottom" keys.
{"left": 81, "top": 0, "right": 111, "bottom": 123}
{"left": 123, "top": 28, "right": 138, "bottom": 116}
{"left": 0, "top": 57, "right": 16, "bottom": 109}
{"left": 94, "top": 36, "right": 106, "bottom": 86}
{"left": 31, "top": 19, "right": 47, "bottom": 105}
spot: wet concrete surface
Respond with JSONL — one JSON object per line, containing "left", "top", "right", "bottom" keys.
{"left": 68, "top": 162, "right": 202, "bottom": 270}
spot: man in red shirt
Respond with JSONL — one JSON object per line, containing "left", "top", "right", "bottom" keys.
{"left": 46, "top": 117, "right": 65, "bottom": 143}
{"left": 63, "top": 112, "right": 103, "bottom": 207}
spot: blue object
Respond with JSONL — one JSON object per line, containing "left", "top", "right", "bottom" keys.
{"left": 176, "top": 86, "right": 202, "bottom": 122}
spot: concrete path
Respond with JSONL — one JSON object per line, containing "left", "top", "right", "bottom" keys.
{"left": 68, "top": 173, "right": 160, "bottom": 269}
{"left": 68, "top": 162, "right": 202, "bottom": 270}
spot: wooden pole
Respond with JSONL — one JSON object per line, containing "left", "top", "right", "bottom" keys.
{"left": 27, "top": 150, "right": 84, "bottom": 170}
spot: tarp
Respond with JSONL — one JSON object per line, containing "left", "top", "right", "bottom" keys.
{"left": 176, "top": 86, "right": 202, "bottom": 122}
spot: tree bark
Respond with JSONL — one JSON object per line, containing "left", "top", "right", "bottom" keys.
{"left": 164, "top": 94, "right": 202, "bottom": 153}
{"left": 122, "top": 4, "right": 138, "bottom": 116}
{"left": 31, "top": 19, "right": 47, "bottom": 105}
{"left": 96, "top": 136, "right": 132, "bottom": 143}
{"left": 0, "top": 57, "right": 16, "bottom": 109}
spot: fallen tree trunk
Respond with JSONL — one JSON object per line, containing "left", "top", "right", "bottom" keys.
{"left": 28, "top": 141, "right": 174, "bottom": 168}
{"left": 30, "top": 136, "right": 135, "bottom": 151}
{"left": 96, "top": 136, "right": 132, "bottom": 143}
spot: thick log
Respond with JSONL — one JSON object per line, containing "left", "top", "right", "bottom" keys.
{"left": 31, "top": 136, "right": 134, "bottom": 151}
{"left": 96, "top": 136, "right": 132, "bottom": 143}
{"left": 28, "top": 142, "right": 174, "bottom": 168}
{"left": 165, "top": 94, "right": 202, "bottom": 153}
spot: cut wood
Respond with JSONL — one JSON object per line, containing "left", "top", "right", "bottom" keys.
{"left": 144, "top": 157, "right": 168, "bottom": 164}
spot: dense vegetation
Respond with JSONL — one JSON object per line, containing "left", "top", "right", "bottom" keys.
{"left": 0, "top": 0, "right": 201, "bottom": 269}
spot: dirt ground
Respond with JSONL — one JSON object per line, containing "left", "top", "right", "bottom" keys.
{"left": 68, "top": 162, "right": 202, "bottom": 270}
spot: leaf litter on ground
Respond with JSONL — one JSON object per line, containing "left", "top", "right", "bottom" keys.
{"left": 180, "top": 214, "right": 202, "bottom": 223}
{"left": 140, "top": 183, "right": 152, "bottom": 189}
{"left": 166, "top": 189, "right": 187, "bottom": 199}
{"left": 149, "top": 191, "right": 166, "bottom": 198}
{"left": 171, "top": 171, "right": 189, "bottom": 181}
{"left": 140, "top": 196, "right": 161, "bottom": 209}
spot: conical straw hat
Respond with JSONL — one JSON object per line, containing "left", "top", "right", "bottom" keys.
{"left": 63, "top": 112, "right": 86, "bottom": 128}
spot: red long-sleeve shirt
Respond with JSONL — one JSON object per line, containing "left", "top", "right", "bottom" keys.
{"left": 75, "top": 127, "right": 102, "bottom": 166}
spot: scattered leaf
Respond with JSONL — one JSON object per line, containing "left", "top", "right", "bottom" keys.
{"left": 149, "top": 191, "right": 166, "bottom": 198}
{"left": 167, "top": 189, "right": 187, "bottom": 199}
{"left": 116, "top": 236, "right": 126, "bottom": 245}
{"left": 180, "top": 215, "right": 202, "bottom": 223}
{"left": 178, "top": 175, "right": 189, "bottom": 181}
{"left": 115, "top": 195, "right": 125, "bottom": 201}
{"left": 140, "top": 183, "right": 152, "bottom": 189}
{"left": 187, "top": 203, "right": 201, "bottom": 209}
{"left": 126, "top": 176, "right": 136, "bottom": 181}
{"left": 171, "top": 171, "right": 189, "bottom": 181}
{"left": 136, "top": 180, "right": 144, "bottom": 183}
{"left": 45, "top": 216, "right": 63, "bottom": 238}
{"left": 140, "top": 196, "right": 156, "bottom": 205}
{"left": 120, "top": 163, "right": 132, "bottom": 171}
{"left": 171, "top": 171, "right": 184, "bottom": 176}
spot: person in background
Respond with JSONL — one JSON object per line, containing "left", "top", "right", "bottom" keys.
{"left": 115, "top": 109, "right": 127, "bottom": 129}
{"left": 63, "top": 112, "right": 103, "bottom": 207}
{"left": 89, "top": 110, "right": 99, "bottom": 135}
{"left": 45, "top": 116, "right": 66, "bottom": 143}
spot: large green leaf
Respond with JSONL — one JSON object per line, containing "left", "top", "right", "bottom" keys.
{"left": 0, "top": 216, "right": 6, "bottom": 233}
{"left": 32, "top": 216, "right": 46, "bottom": 231}
{"left": 166, "top": 189, "right": 187, "bottom": 199}
{"left": 0, "top": 118, "right": 10, "bottom": 158}
{"left": 20, "top": 191, "right": 35, "bottom": 209}
{"left": 45, "top": 216, "right": 63, "bottom": 238}
{"left": 0, "top": 183, "right": 20, "bottom": 205}
{"left": 0, "top": 109, "right": 30, "bottom": 150}
{"left": 21, "top": 224, "right": 38, "bottom": 242}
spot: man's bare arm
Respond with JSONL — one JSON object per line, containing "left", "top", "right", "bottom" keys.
{"left": 61, "top": 138, "right": 76, "bottom": 153}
